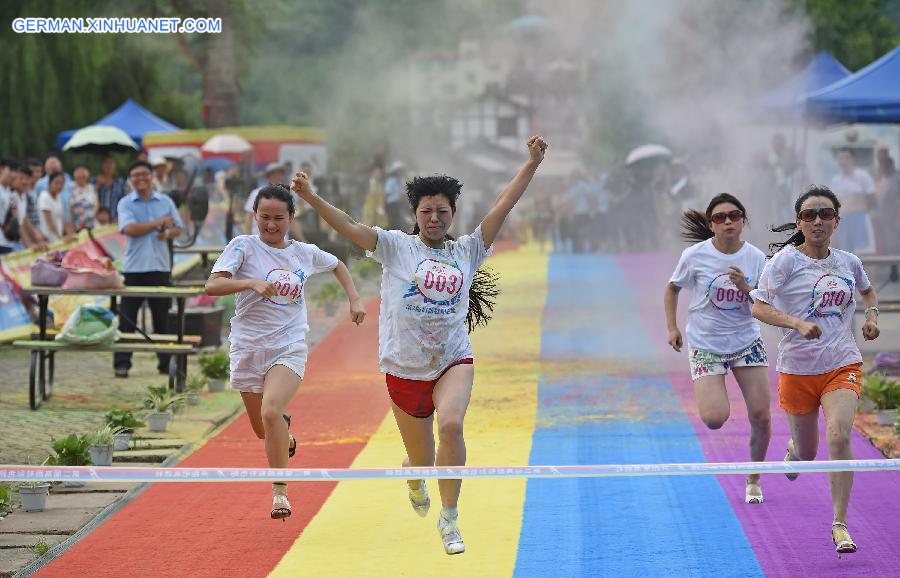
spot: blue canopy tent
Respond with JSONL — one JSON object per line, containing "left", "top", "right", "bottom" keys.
{"left": 56, "top": 99, "right": 180, "bottom": 150}
{"left": 755, "top": 51, "right": 850, "bottom": 119}
{"left": 804, "top": 46, "right": 900, "bottom": 124}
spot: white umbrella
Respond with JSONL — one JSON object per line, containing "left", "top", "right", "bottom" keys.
{"left": 201, "top": 134, "right": 252, "bottom": 154}
{"left": 62, "top": 125, "right": 138, "bottom": 153}
{"left": 625, "top": 144, "right": 673, "bottom": 166}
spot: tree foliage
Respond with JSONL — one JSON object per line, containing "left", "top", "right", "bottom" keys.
{"left": 791, "top": 0, "right": 900, "bottom": 70}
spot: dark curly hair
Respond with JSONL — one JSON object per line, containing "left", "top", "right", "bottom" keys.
{"left": 681, "top": 193, "right": 749, "bottom": 244}
{"left": 253, "top": 183, "right": 296, "bottom": 215}
{"left": 406, "top": 174, "right": 462, "bottom": 235}
{"left": 768, "top": 185, "right": 841, "bottom": 255}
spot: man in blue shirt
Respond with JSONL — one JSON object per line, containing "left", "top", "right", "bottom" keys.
{"left": 114, "top": 160, "right": 183, "bottom": 378}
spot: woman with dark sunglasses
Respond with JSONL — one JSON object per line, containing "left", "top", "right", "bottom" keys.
{"left": 750, "top": 185, "right": 880, "bottom": 555}
{"left": 664, "top": 193, "right": 771, "bottom": 504}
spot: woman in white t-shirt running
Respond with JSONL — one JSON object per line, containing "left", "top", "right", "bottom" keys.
{"left": 751, "top": 185, "right": 880, "bottom": 555}
{"left": 291, "top": 136, "right": 548, "bottom": 555}
{"left": 664, "top": 193, "right": 771, "bottom": 504}
{"left": 205, "top": 185, "right": 366, "bottom": 521}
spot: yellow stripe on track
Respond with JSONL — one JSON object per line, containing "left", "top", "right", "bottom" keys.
{"left": 269, "top": 244, "right": 549, "bottom": 577}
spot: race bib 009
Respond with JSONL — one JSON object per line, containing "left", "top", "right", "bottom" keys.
{"left": 706, "top": 273, "right": 748, "bottom": 311}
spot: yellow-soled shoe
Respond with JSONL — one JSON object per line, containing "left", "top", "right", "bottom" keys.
{"left": 832, "top": 522, "right": 857, "bottom": 555}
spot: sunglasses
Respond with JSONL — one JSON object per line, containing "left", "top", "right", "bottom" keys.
{"left": 797, "top": 207, "right": 837, "bottom": 222}
{"left": 710, "top": 209, "right": 743, "bottom": 224}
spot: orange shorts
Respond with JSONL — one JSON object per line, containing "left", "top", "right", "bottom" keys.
{"left": 778, "top": 363, "right": 862, "bottom": 415}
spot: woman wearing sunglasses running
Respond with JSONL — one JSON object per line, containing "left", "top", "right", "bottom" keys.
{"left": 750, "top": 185, "right": 880, "bottom": 555}
{"left": 664, "top": 193, "right": 771, "bottom": 504}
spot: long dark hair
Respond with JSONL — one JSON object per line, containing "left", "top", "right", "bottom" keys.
{"left": 768, "top": 185, "right": 841, "bottom": 255}
{"left": 405, "top": 174, "right": 499, "bottom": 333}
{"left": 681, "top": 193, "right": 749, "bottom": 244}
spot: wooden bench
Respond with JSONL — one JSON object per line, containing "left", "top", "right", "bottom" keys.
{"left": 9, "top": 340, "right": 198, "bottom": 410}
{"left": 12, "top": 284, "right": 208, "bottom": 410}
{"left": 29, "top": 331, "right": 203, "bottom": 345}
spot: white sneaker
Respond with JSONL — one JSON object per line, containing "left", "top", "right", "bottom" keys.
{"left": 408, "top": 480, "right": 430, "bottom": 517}
{"left": 437, "top": 515, "right": 465, "bottom": 555}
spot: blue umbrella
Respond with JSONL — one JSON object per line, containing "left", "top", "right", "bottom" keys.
{"left": 202, "top": 157, "right": 237, "bottom": 172}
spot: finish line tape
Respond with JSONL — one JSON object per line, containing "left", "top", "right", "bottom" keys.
{"left": 1, "top": 459, "right": 898, "bottom": 483}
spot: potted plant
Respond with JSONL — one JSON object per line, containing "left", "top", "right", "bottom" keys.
{"left": 861, "top": 374, "right": 900, "bottom": 425}
{"left": 185, "top": 373, "right": 207, "bottom": 405}
{"left": 19, "top": 478, "right": 51, "bottom": 513}
{"left": 105, "top": 409, "right": 145, "bottom": 450}
{"left": 198, "top": 351, "right": 229, "bottom": 393}
{"left": 46, "top": 434, "right": 91, "bottom": 487}
{"left": 309, "top": 281, "right": 343, "bottom": 316}
{"left": 85, "top": 424, "right": 125, "bottom": 466}
{"left": 143, "top": 385, "right": 185, "bottom": 432}
{"left": 0, "top": 483, "right": 11, "bottom": 517}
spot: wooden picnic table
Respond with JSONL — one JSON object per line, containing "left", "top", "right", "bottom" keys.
{"left": 16, "top": 285, "right": 207, "bottom": 409}
{"left": 173, "top": 245, "right": 225, "bottom": 267}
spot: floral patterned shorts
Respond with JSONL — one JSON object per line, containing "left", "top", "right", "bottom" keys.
{"left": 689, "top": 338, "right": 768, "bottom": 381}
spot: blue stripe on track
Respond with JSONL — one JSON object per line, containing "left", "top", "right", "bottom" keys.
{"left": 513, "top": 254, "right": 762, "bottom": 577}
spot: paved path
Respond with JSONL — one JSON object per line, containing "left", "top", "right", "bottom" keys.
{"left": 33, "top": 247, "right": 900, "bottom": 577}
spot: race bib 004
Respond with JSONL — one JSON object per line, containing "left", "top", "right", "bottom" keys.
{"left": 264, "top": 268, "right": 306, "bottom": 306}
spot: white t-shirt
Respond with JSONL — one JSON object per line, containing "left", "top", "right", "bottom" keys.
{"left": 367, "top": 226, "right": 492, "bottom": 380}
{"left": 830, "top": 168, "right": 875, "bottom": 213}
{"left": 211, "top": 235, "right": 339, "bottom": 350}
{"left": 0, "top": 186, "right": 11, "bottom": 246}
{"left": 749, "top": 245, "right": 870, "bottom": 375}
{"left": 12, "top": 191, "right": 28, "bottom": 224}
{"left": 38, "top": 191, "right": 64, "bottom": 241}
{"left": 669, "top": 239, "right": 766, "bottom": 355}
{"left": 244, "top": 187, "right": 299, "bottom": 237}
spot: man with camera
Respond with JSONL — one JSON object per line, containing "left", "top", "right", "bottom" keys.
{"left": 114, "top": 160, "right": 183, "bottom": 378}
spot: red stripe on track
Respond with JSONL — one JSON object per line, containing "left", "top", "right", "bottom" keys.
{"left": 38, "top": 298, "right": 388, "bottom": 578}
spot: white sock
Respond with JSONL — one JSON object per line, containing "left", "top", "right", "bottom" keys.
{"left": 273, "top": 482, "right": 287, "bottom": 496}
{"left": 441, "top": 506, "right": 458, "bottom": 521}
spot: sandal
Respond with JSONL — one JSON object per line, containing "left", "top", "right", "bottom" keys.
{"left": 283, "top": 414, "right": 296, "bottom": 458}
{"left": 744, "top": 479, "right": 763, "bottom": 504}
{"left": 784, "top": 440, "right": 800, "bottom": 481}
{"left": 271, "top": 489, "right": 292, "bottom": 521}
{"left": 831, "top": 522, "right": 857, "bottom": 555}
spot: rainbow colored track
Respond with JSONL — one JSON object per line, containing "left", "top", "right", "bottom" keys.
{"left": 37, "top": 246, "right": 900, "bottom": 577}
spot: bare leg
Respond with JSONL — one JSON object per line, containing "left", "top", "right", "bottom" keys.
{"left": 786, "top": 408, "right": 819, "bottom": 460}
{"left": 733, "top": 366, "right": 772, "bottom": 487}
{"left": 240, "top": 392, "right": 266, "bottom": 439}
{"left": 432, "top": 364, "right": 474, "bottom": 508}
{"left": 390, "top": 403, "right": 436, "bottom": 491}
{"left": 260, "top": 365, "right": 302, "bottom": 469}
{"left": 821, "top": 388, "right": 858, "bottom": 524}
{"left": 693, "top": 374, "right": 730, "bottom": 429}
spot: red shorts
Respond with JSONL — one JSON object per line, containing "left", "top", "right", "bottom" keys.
{"left": 386, "top": 358, "right": 473, "bottom": 418}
